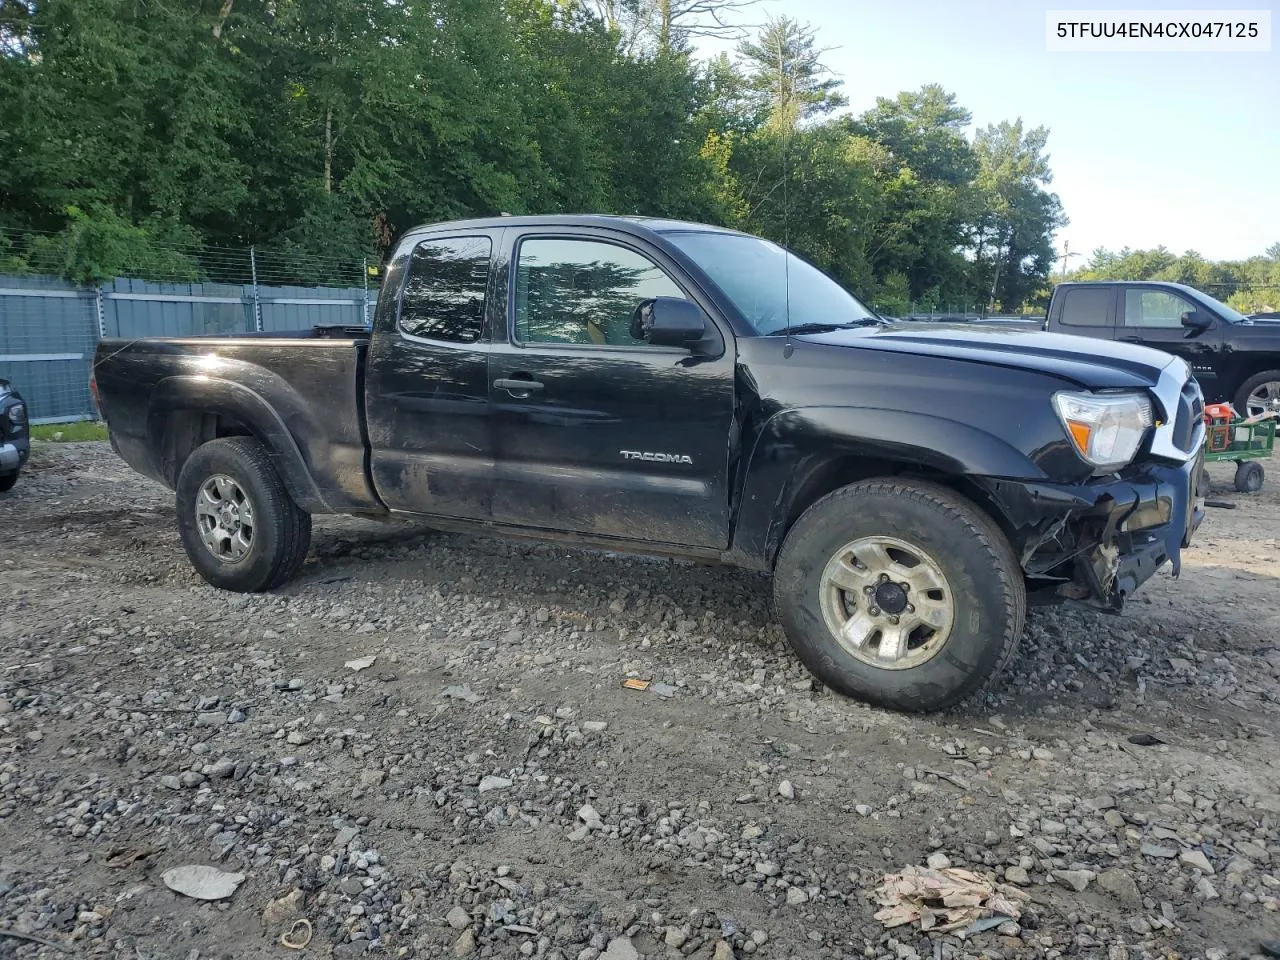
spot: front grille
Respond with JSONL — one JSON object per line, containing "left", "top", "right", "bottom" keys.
{"left": 1148, "top": 364, "right": 1203, "bottom": 463}
{"left": 1171, "top": 379, "right": 1204, "bottom": 454}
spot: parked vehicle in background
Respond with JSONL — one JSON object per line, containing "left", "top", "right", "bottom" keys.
{"left": 1045, "top": 281, "right": 1280, "bottom": 419}
{"left": 93, "top": 216, "right": 1205, "bottom": 712}
{"left": 895, "top": 313, "right": 1042, "bottom": 326}
{"left": 0, "top": 379, "right": 30, "bottom": 492}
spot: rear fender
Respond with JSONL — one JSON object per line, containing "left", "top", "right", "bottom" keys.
{"left": 146, "top": 376, "right": 331, "bottom": 513}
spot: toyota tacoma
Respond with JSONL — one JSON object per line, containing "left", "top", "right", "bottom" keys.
{"left": 92, "top": 216, "right": 1206, "bottom": 711}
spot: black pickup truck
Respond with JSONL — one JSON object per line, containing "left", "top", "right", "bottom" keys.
{"left": 1045, "top": 280, "right": 1280, "bottom": 418}
{"left": 93, "top": 216, "right": 1206, "bottom": 712}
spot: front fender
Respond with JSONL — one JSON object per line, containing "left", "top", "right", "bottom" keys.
{"left": 729, "top": 406, "right": 1050, "bottom": 568}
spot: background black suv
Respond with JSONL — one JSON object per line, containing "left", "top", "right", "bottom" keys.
{"left": 0, "top": 379, "right": 30, "bottom": 492}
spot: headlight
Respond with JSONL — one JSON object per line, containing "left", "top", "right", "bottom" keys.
{"left": 1053, "top": 391, "right": 1153, "bottom": 472}
{"left": 7, "top": 402, "right": 25, "bottom": 425}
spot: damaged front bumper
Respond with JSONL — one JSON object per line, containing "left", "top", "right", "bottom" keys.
{"left": 981, "top": 453, "right": 1206, "bottom": 612}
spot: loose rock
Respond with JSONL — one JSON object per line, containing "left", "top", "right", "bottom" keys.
{"left": 454, "top": 928, "right": 476, "bottom": 957}
{"left": 1180, "top": 849, "right": 1215, "bottom": 874}
{"left": 600, "top": 937, "right": 640, "bottom": 960}
{"left": 1053, "top": 869, "right": 1095, "bottom": 892}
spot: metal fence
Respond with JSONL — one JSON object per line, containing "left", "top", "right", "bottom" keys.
{"left": 0, "top": 274, "right": 374, "bottom": 423}
{"left": 870, "top": 302, "right": 1046, "bottom": 322}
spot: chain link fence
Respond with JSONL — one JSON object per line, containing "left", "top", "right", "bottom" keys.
{"left": 871, "top": 301, "right": 1046, "bottom": 322}
{"left": 0, "top": 227, "right": 382, "bottom": 423}
{"left": 0, "top": 225, "right": 379, "bottom": 289}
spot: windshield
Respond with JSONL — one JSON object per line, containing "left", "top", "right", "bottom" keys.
{"left": 665, "top": 231, "right": 879, "bottom": 335}
{"left": 1183, "top": 285, "right": 1246, "bottom": 323}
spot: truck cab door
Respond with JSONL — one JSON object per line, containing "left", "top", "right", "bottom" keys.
{"left": 486, "top": 229, "right": 735, "bottom": 549}
{"left": 364, "top": 231, "right": 500, "bottom": 518}
{"left": 1117, "top": 286, "right": 1223, "bottom": 396}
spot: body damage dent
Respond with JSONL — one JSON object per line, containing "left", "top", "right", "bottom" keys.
{"left": 976, "top": 464, "right": 1197, "bottom": 613}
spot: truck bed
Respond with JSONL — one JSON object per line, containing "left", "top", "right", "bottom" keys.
{"left": 93, "top": 331, "right": 384, "bottom": 515}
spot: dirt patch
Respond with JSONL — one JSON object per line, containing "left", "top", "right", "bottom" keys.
{"left": 1, "top": 441, "right": 1277, "bottom": 960}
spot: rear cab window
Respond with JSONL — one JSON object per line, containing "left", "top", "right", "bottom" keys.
{"left": 1058, "top": 286, "right": 1113, "bottom": 328}
{"left": 398, "top": 236, "right": 493, "bottom": 343}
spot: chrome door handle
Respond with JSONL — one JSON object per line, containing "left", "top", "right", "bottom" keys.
{"left": 494, "top": 378, "right": 544, "bottom": 397}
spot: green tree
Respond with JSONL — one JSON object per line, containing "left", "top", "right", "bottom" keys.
{"left": 972, "top": 120, "right": 1065, "bottom": 309}
{"left": 0, "top": 0, "right": 251, "bottom": 235}
{"left": 0, "top": 0, "right": 1073, "bottom": 314}
{"left": 857, "top": 85, "right": 976, "bottom": 186}
{"left": 589, "top": 0, "right": 758, "bottom": 52}
{"left": 737, "top": 16, "right": 847, "bottom": 133}
{"left": 1072, "top": 245, "right": 1280, "bottom": 313}
{"left": 855, "top": 85, "right": 979, "bottom": 306}
{"left": 30, "top": 204, "right": 203, "bottom": 284}
{"left": 0, "top": 0, "right": 36, "bottom": 54}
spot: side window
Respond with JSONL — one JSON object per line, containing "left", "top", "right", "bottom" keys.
{"left": 1058, "top": 287, "right": 1112, "bottom": 327}
{"left": 399, "top": 236, "right": 492, "bottom": 343}
{"left": 513, "top": 238, "right": 686, "bottom": 347}
{"left": 1124, "top": 289, "right": 1195, "bottom": 328}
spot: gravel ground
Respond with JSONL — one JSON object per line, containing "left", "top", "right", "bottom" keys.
{"left": 2, "top": 441, "right": 1278, "bottom": 960}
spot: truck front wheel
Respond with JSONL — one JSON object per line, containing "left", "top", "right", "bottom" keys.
{"left": 773, "top": 479, "right": 1025, "bottom": 712}
{"left": 1234, "top": 370, "right": 1280, "bottom": 420}
{"left": 176, "top": 437, "right": 312, "bottom": 592}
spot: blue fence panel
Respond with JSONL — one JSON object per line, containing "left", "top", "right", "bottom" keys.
{"left": 259, "top": 285, "right": 369, "bottom": 332}
{"left": 104, "top": 278, "right": 254, "bottom": 338}
{"left": 0, "top": 273, "right": 374, "bottom": 422}
{"left": 0, "top": 277, "right": 99, "bottom": 422}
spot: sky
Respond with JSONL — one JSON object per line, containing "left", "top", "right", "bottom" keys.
{"left": 694, "top": 0, "right": 1279, "bottom": 266}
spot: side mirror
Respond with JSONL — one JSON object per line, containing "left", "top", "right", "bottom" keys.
{"left": 630, "top": 297, "right": 708, "bottom": 350}
{"left": 1181, "top": 310, "right": 1213, "bottom": 331}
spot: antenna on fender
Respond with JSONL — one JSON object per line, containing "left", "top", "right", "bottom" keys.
{"left": 779, "top": 33, "right": 793, "bottom": 358}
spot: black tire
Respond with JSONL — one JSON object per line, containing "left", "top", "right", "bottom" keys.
{"left": 0, "top": 471, "right": 17, "bottom": 492}
{"left": 1199, "top": 467, "right": 1213, "bottom": 497}
{"left": 175, "top": 437, "right": 311, "bottom": 592}
{"left": 1234, "top": 461, "right": 1265, "bottom": 494}
{"left": 772, "top": 479, "right": 1026, "bottom": 712}
{"left": 1233, "top": 370, "right": 1280, "bottom": 419}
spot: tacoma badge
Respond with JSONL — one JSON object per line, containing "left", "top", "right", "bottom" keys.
{"left": 620, "top": 450, "right": 694, "bottom": 465}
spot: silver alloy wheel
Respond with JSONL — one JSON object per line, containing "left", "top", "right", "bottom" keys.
{"left": 818, "top": 536, "right": 955, "bottom": 670}
{"left": 195, "top": 474, "right": 256, "bottom": 564}
{"left": 1245, "top": 380, "right": 1280, "bottom": 419}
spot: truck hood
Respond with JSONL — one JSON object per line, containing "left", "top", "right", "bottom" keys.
{"left": 1229, "top": 318, "right": 1280, "bottom": 346}
{"left": 802, "top": 323, "right": 1180, "bottom": 391}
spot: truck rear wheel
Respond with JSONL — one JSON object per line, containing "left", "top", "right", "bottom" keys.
{"left": 176, "top": 437, "right": 312, "bottom": 592}
{"left": 773, "top": 479, "right": 1025, "bottom": 712}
